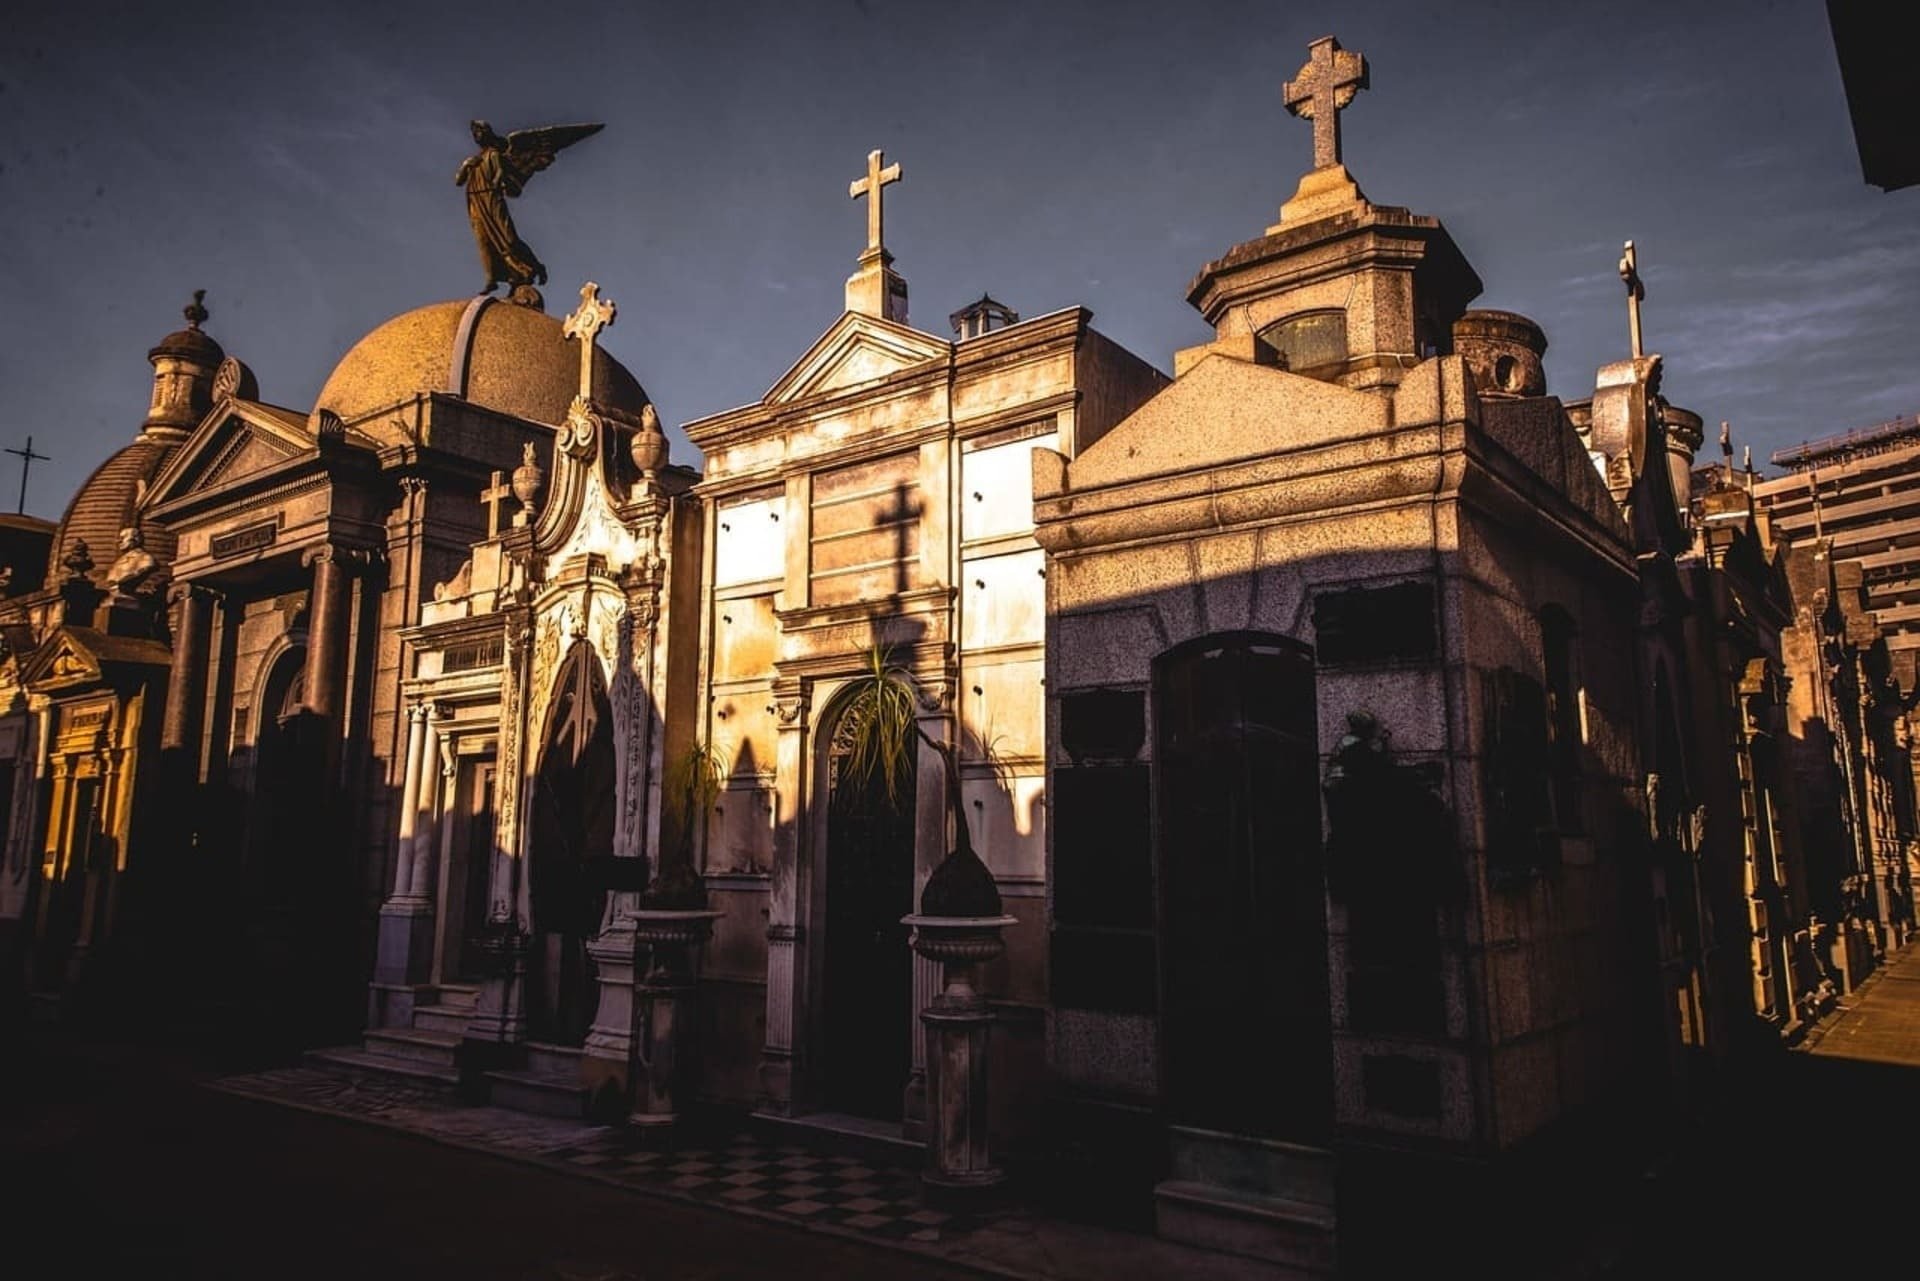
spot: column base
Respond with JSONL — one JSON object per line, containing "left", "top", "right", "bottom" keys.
{"left": 373, "top": 899, "right": 434, "bottom": 987}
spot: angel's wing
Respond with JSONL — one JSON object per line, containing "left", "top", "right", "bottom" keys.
{"left": 504, "top": 122, "right": 605, "bottom": 173}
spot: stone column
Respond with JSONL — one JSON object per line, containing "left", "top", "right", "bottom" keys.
{"left": 161, "top": 583, "right": 215, "bottom": 753}
{"left": 409, "top": 704, "right": 446, "bottom": 899}
{"left": 371, "top": 702, "right": 434, "bottom": 1020}
{"left": 303, "top": 547, "right": 352, "bottom": 724}
{"left": 906, "top": 914, "right": 1015, "bottom": 1194}
{"left": 391, "top": 705, "right": 427, "bottom": 900}
{"left": 759, "top": 684, "right": 808, "bottom": 1113}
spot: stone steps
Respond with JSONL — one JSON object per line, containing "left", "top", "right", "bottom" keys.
{"left": 484, "top": 1065, "right": 590, "bottom": 1119}
{"left": 304, "top": 1045, "right": 461, "bottom": 1091}
{"left": 362, "top": 1026, "right": 462, "bottom": 1070}
{"left": 1154, "top": 1180, "right": 1336, "bottom": 1275}
{"left": 411, "top": 1004, "right": 474, "bottom": 1036}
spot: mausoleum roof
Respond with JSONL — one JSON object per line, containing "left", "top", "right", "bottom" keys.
{"left": 45, "top": 440, "right": 178, "bottom": 592}
{"left": 311, "top": 296, "right": 648, "bottom": 431}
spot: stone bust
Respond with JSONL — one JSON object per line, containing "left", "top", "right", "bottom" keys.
{"left": 107, "top": 526, "right": 162, "bottom": 603}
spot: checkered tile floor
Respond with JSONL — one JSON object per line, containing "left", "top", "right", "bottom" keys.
{"left": 212, "top": 1066, "right": 995, "bottom": 1248}
{"left": 548, "top": 1137, "right": 985, "bottom": 1243}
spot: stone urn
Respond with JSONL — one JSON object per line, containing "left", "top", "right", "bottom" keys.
{"left": 511, "top": 442, "right": 544, "bottom": 523}
{"left": 625, "top": 907, "right": 724, "bottom": 1129}
{"left": 630, "top": 403, "right": 670, "bottom": 476}
{"left": 904, "top": 842, "right": 1016, "bottom": 1192}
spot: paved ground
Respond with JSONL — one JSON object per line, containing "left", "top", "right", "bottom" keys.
{"left": 12, "top": 952, "right": 1920, "bottom": 1281}
{"left": 3, "top": 1035, "right": 989, "bottom": 1281}
{"left": 1596, "top": 944, "right": 1920, "bottom": 1278}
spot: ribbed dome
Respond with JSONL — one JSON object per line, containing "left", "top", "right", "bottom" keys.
{"left": 311, "top": 297, "right": 649, "bottom": 430}
{"left": 44, "top": 440, "right": 178, "bottom": 592}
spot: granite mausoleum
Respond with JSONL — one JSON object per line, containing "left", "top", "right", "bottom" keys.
{"left": 4, "top": 33, "right": 1913, "bottom": 1277}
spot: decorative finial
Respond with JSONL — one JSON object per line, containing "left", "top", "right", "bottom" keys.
{"left": 184, "top": 289, "right": 209, "bottom": 329}
{"left": 562, "top": 281, "right": 618, "bottom": 402}
{"left": 1719, "top": 420, "right": 1732, "bottom": 459}
{"left": 1283, "top": 36, "right": 1369, "bottom": 170}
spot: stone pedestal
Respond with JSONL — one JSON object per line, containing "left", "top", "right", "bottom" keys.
{"left": 905, "top": 913, "right": 1016, "bottom": 1192}
{"left": 628, "top": 909, "right": 722, "bottom": 1129}
{"left": 369, "top": 900, "right": 435, "bottom": 1025}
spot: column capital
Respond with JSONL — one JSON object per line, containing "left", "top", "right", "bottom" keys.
{"left": 302, "top": 542, "right": 382, "bottom": 573}
{"left": 166, "top": 579, "right": 220, "bottom": 608}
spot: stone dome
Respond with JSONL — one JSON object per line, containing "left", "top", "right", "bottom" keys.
{"left": 44, "top": 440, "right": 178, "bottom": 592}
{"left": 1453, "top": 308, "right": 1548, "bottom": 400}
{"left": 311, "top": 297, "right": 649, "bottom": 430}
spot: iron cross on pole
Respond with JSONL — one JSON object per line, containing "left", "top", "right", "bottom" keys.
{"left": 1619, "top": 240, "right": 1646, "bottom": 358}
{"left": 5, "top": 436, "right": 49, "bottom": 515}
{"left": 562, "top": 281, "right": 618, "bottom": 401}
{"left": 849, "top": 148, "right": 902, "bottom": 255}
{"left": 1283, "top": 36, "right": 1369, "bottom": 170}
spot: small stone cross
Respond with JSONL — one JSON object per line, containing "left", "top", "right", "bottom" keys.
{"left": 562, "top": 281, "right": 618, "bottom": 400}
{"left": 481, "top": 469, "right": 513, "bottom": 538}
{"left": 849, "top": 148, "right": 903, "bottom": 255}
{"left": 1618, "top": 241, "right": 1646, "bottom": 358}
{"left": 1284, "top": 36, "right": 1369, "bottom": 170}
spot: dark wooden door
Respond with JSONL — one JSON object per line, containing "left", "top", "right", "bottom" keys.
{"left": 824, "top": 753, "right": 916, "bottom": 1120}
{"left": 1156, "top": 634, "right": 1332, "bottom": 1142}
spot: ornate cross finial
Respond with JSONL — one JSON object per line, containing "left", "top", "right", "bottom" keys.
{"left": 481, "top": 469, "right": 513, "bottom": 538}
{"left": 1284, "top": 36, "right": 1369, "bottom": 170}
{"left": 849, "top": 148, "right": 903, "bottom": 255}
{"left": 562, "top": 281, "right": 618, "bottom": 401}
{"left": 1619, "top": 240, "right": 1646, "bottom": 358}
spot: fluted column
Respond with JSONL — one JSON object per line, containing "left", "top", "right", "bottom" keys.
{"left": 409, "top": 703, "right": 446, "bottom": 901}
{"left": 161, "top": 582, "right": 216, "bottom": 753}
{"left": 392, "top": 704, "right": 428, "bottom": 901}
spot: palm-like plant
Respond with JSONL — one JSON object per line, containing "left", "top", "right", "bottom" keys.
{"left": 647, "top": 738, "right": 724, "bottom": 909}
{"left": 837, "top": 646, "right": 1001, "bottom": 917}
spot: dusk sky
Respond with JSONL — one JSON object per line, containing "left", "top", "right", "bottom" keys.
{"left": 2, "top": 0, "right": 1914, "bottom": 519}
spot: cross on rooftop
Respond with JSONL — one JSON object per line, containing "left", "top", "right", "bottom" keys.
{"left": 481, "top": 469, "right": 513, "bottom": 538}
{"left": 849, "top": 148, "right": 903, "bottom": 255}
{"left": 562, "top": 281, "right": 618, "bottom": 400}
{"left": 5, "top": 435, "right": 49, "bottom": 515}
{"left": 1284, "top": 36, "right": 1369, "bottom": 170}
{"left": 1619, "top": 240, "right": 1646, "bottom": 358}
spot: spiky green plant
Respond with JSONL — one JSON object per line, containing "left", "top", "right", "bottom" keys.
{"left": 837, "top": 645, "right": 973, "bottom": 859}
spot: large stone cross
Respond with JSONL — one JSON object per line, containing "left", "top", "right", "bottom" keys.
{"left": 849, "top": 148, "right": 903, "bottom": 255}
{"left": 481, "top": 469, "right": 513, "bottom": 538}
{"left": 563, "top": 281, "right": 618, "bottom": 400}
{"left": 1283, "top": 36, "right": 1369, "bottom": 170}
{"left": 1618, "top": 240, "right": 1646, "bottom": 358}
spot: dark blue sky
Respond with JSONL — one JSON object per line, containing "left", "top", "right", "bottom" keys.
{"left": 2, "top": 0, "right": 1914, "bottom": 518}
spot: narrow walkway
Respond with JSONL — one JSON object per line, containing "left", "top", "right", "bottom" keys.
{"left": 209, "top": 1066, "right": 1298, "bottom": 1281}
{"left": 1799, "top": 940, "right": 1920, "bottom": 1065}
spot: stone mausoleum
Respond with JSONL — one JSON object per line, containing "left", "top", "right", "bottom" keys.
{"left": 4, "top": 33, "right": 1912, "bottom": 1279}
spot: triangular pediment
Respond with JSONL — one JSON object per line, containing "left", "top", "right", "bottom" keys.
{"left": 1068, "top": 354, "right": 1392, "bottom": 491}
{"left": 146, "top": 399, "right": 316, "bottom": 507}
{"left": 763, "top": 312, "right": 950, "bottom": 405}
{"left": 22, "top": 629, "right": 103, "bottom": 691}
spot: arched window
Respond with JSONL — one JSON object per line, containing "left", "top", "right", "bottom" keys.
{"left": 1257, "top": 309, "right": 1348, "bottom": 378}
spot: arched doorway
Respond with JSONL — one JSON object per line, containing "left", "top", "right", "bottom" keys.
{"left": 526, "top": 639, "right": 615, "bottom": 1046}
{"left": 821, "top": 696, "right": 917, "bottom": 1120}
{"left": 244, "top": 645, "right": 347, "bottom": 1035}
{"left": 1154, "top": 632, "right": 1332, "bottom": 1142}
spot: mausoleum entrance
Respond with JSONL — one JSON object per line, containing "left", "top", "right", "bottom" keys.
{"left": 821, "top": 699, "right": 916, "bottom": 1121}
{"left": 1154, "top": 633, "right": 1333, "bottom": 1143}
{"left": 527, "top": 640, "right": 615, "bottom": 1046}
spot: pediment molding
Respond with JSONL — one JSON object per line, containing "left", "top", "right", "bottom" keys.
{"left": 763, "top": 312, "right": 950, "bottom": 406}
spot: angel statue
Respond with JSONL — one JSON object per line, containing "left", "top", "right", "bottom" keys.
{"left": 456, "top": 119, "right": 604, "bottom": 302}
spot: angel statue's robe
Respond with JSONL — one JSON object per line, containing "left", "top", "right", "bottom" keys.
{"left": 457, "top": 144, "right": 545, "bottom": 290}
